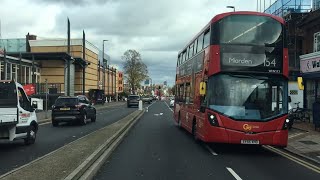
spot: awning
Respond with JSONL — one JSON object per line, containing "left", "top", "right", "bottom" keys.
{"left": 6, "top": 52, "right": 89, "bottom": 66}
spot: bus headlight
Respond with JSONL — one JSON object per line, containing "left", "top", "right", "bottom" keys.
{"left": 207, "top": 113, "right": 219, "bottom": 126}
{"left": 282, "top": 118, "right": 291, "bottom": 130}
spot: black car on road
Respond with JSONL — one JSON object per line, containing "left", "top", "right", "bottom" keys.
{"left": 127, "top": 95, "right": 140, "bottom": 108}
{"left": 51, "top": 95, "right": 96, "bottom": 126}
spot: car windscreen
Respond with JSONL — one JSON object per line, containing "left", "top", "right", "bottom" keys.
{"left": 0, "top": 83, "right": 18, "bottom": 108}
{"left": 54, "top": 98, "right": 78, "bottom": 106}
{"left": 128, "top": 96, "right": 140, "bottom": 100}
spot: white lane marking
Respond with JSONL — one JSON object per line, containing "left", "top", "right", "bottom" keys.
{"left": 226, "top": 167, "right": 243, "bottom": 180}
{"left": 205, "top": 145, "right": 218, "bottom": 156}
{"left": 145, "top": 101, "right": 156, "bottom": 112}
{"left": 147, "top": 101, "right": 156, "bottom": 108}
{"left": 40, "top": 121, "right": 51, "bottom": 125}
{"left": 288, "top": 132, "right": 304, "bottom": 139}
{"left": 164, "top": 101, "right": 174, "bottom": 112}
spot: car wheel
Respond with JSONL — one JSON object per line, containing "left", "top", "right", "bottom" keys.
{"left": 52, "top": 120, "right": 59, "bottom": 127}
{"left": 91, "top": 111, "right": 96, "bottom": 122}
{"left": 24, "top": 125, "right": 37, "bottom": 145}
{"left": 81, "top": 113, "right": 87, "bottom": 125}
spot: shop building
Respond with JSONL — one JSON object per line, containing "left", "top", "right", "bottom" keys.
{"left": 0, "top": 34, "right": 118, "bottom": 105}
{"left": 298, "top": 7, "right": 320, "bottom": 112}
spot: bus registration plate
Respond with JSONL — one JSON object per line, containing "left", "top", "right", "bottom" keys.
{"left": 241, "top": 140, "right": 259, "bottom": 144}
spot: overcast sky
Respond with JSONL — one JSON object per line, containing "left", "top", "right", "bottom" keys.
{"left": 0, "top": 0, "right": 275, "bottom": 86}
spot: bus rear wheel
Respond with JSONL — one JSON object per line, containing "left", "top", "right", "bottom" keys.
{"left": 177, "top": 113, "right": 181, "bottom": 128}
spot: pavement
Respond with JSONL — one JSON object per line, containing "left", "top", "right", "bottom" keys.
{"left": 287, "top": 121, "right": 320, "bottom": 164}
{"left": 94, "top": 101, "right": 320, "bottom": 180}
{"left": 35, "top": 101, "right": 126, "bottom": 124}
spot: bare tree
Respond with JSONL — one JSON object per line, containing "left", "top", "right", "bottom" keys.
{"left": 122, "top": 49, "right": 148, "bottom": 94}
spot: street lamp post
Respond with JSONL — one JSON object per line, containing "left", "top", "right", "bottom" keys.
{"left": 226, "top": 6, "right": 235, "bottom": 12}
{"left": 102, "top": 40, "right": 108, "bottom": 95}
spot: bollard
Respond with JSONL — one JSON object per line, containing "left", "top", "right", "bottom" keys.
{"left": 138, "top": 100, "right": 143, "bottom": 110}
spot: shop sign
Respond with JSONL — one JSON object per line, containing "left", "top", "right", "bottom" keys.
{"left": 301, "top": 56, "right": 320, "bottom": 73}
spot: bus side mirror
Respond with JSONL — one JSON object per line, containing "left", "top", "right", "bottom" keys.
{"left": 288, "top": 96, "right": 292, "bottom": 103}
{"left": 297, "top": 77, "right": 304, "bottom": 90}
{"left": 199, "top": 82, "right": 206, "bottom": 96}
{"left": 199, "top": 106, "right": 206, "bottom": 113}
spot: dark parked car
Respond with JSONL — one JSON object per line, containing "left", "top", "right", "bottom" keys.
{"left": 127, "top": 95, "right": 140, "bottom": 107}
{"left": 51, "top": 95, "right": 96, "bottom": 126}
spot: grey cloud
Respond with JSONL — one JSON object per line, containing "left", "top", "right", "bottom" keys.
{"left": 33, "top": 0, "right": 115, "bottom": 6}
{"left": 2, "top": 0, "right": 257, "bottom": 87}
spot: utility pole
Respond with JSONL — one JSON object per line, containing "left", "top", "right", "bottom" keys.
{"left": 67, "top": 18, "right": 71, "bottom": 96}
{"left": 82, "top": 30, "right": 86, "bottom": 95}
{"left": 102, "top": 40, "right": 108, "bottom": 93}
{"left": 3, "top": 48, "right": 7, "bottom": 80}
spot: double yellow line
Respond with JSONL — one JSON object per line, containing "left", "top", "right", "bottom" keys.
{"left": 264, "top": 146, "right": 320, "bottom": 173}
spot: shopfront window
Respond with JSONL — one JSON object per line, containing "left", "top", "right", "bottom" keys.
{"left": 306, "top": 80, "right": 315, "bottom": 110}
{"left": 6, "top": 63, "right": 11, "bottom": 80}
{"left": 314, "top": 32, "right": 320, "bottom": 52}
{"left": 314, "top": 0, "right": 320, "bottom": 10}
{"left": 12, "top": 64, "right": 17, "bottom": 81}
{"left": 0, "top": 61, "right": 4, "bottom": 80}
{"left": 21, "top": 66, "right": 26, "bottom": 84}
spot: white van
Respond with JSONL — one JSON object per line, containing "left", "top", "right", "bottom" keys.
{"left": 0, "top": 80, "right": 38, "bottom": 145}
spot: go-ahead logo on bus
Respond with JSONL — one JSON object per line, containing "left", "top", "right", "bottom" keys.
{"left": 243, "top": 124, "right": 259, "bottom": 131}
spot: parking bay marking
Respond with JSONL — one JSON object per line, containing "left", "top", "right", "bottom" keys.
{"left": 204, "top": 145, "right": 218, "bottom": 156}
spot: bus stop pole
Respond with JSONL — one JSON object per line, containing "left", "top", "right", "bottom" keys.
{"left": 45, "top": 79, "right": 48, "bottom": 119}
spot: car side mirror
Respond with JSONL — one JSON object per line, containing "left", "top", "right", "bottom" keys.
{"left": 32, "top": 102, "right": 38, "bottom": 109}
{"left": 199, "top": 105, "right": 206, "bottom": 113}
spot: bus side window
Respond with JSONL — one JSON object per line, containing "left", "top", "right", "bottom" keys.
{"left": 179, "top": 84, "right": 185, "bottom": 103}
{"left": 185, "top": 83, "right": 191, "bottom": 104}
{"left": 197, "top": 34, "right": 204, "bottom": 52}
{"left": 195, "top": 39, "right": 198, "bottom": 54}
{"left": 203, "top": 29, "right": 210, "bottom": 48}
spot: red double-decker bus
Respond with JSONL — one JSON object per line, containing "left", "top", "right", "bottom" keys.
{"left": 174, "top": 11, "right": 289, "bottom": 147}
